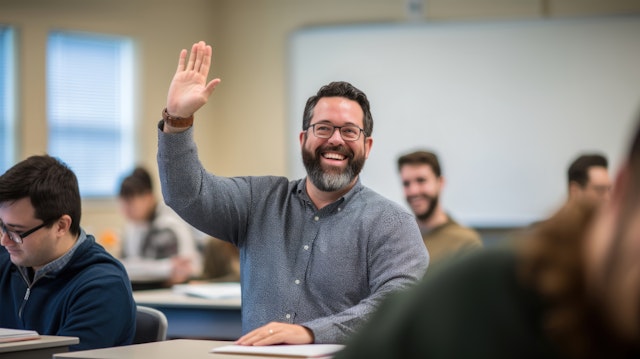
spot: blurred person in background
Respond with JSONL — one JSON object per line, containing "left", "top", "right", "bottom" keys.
{"left": 397, "top": 150, "right": 482, "bottom": 266}
{"left": 118, "top": 166, "right": 201, "bottom": 289}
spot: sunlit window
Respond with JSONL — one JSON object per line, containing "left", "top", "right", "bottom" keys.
{"left": 0, "top": 26, "right": 15, "bottom": 174}
{"left": 47, "top": 31, "right": 135, "bottom": 197}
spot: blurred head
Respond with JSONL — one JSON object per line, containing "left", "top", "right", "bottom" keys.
{"left": 118, "top": 167, "right": 156, "bottom": 223}
{"left": 568, "top": 153, "right": 611, "bottom": 204}
{"left": 397, "top": 150, "right": 444, "bottom": 221}
{"left": 584, "top": 117, "right": 640, "bottom": 344}
{"left": 300, "top": 82, "right": 373, "bottom": 192}
{"left": 0, "top": 155, "right": 81, "bottom": 268}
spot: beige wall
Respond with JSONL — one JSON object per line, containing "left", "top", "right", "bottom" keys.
{"left": 1, "top": 0, "right": 639, "bottom": 240}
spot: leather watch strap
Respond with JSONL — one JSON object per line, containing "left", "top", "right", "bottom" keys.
{"left": 162, "top": 108, "right": 194, "bottom": 128}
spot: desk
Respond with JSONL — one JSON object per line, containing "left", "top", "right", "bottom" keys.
{"left": 0, "top": 335, "right": 79, "bottom": 359}
{"left": 133, "top": 289, "right": 242, "bottom": 340}
{"left": 54, "top": 340, "right": 341, "bottom": 359}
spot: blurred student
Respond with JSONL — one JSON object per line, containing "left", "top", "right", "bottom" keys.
{"left": 397, "top": 150, "right": 482, "bottom": 265}
{"left": 0, "top": 155, "right": 135, "bottom": 351}
{"left": 336, "top": 114, "right": 640, "bottom": 358}
{"left": 567, "top": 153, "right": 611, "bottom": 205}
{"left": 118, "top": 166, "right": 201, "bottom": 288}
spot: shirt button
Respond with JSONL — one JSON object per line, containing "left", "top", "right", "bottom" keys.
{"left": 303, "top": 245, "right": 309, "bottom": 250}
{"left": 285, "top": 314, "right": 291, "bottom": 319}
{"left": 314, "top": 216, "right": 319, "bottom": 221}
{"left": 295, "top": 279, "right": 300, "bottom": 285}
{"left": 338, "top": 207, "right": 342, "bottom": 211}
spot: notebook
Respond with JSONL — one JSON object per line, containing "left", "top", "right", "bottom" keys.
{"left": 211, "top": 344, "right": 345, "bottom": 358}
{"left": 0, "top": 328, "right": 40, "bottom": 343}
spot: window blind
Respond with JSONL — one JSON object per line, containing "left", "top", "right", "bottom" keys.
{"left": 0, "top": 26, "right": 15, "bottom": 174}
{"left": 47, "top": 31, "right": 134, "bottom": 197}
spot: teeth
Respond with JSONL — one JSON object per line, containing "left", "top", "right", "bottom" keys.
{"left": 323, "top": 153, "right": 345, "bottom": 160}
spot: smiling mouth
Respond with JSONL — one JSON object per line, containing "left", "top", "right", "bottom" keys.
{"left": 322, "top": 152, "right": 347, "bottom": 161}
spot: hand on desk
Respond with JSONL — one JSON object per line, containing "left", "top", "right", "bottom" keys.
{"left": 235, "top": 322, "right": 314, "bottom": 346}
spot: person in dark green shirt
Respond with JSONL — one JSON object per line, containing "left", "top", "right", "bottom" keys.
{"left": 337, "top": 112, "right": 640, "bottom": 359}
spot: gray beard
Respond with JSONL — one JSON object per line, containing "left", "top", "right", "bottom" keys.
{"left": 302, "top": 143, "right": 365, "bottom": 192}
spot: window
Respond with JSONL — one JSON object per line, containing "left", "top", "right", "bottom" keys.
{"left": 47, "top": 31, "right": 135, "bottom": 197}
{"left": 0, "top": 26, "right": 15, "bottom": 174}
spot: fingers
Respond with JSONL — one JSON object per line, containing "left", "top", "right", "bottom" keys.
{"left": 186, "top": 42, "right": 199, "bottom": 71}
{"left": 199, "top": 43, "right": 212, "bottom": 78}
{"left": 176, "top": 49, "right": 187, "bottom": 73}
{"left": 235, "top": 323, "right": 314, "bottom": 346}
{"left": 235, "top": 326, "right": 275, "bottom": 346}
{"left": 177, "top": 41, "right": 207, "bottom": 72}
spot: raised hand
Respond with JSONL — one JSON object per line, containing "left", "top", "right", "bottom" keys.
{"left": 166, "top": 41, "right": 221, "bottom": 119}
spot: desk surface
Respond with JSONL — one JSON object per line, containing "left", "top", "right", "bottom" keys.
{"left": 133, "top": 288, "right": 241, "bottom": 309}
{"left": 54, "top": 340, "right": 340, "bottom": 359}
{"left": 0, "top": 335, "right": 79, "bottom": 359}
{"left": 0, "top": 335, "right": 79, "bottom": 353}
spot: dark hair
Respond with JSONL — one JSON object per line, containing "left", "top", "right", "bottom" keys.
{"left": 397, "top": 150, "right": 442, "bottom": 177}
{"left": 118, "top": 167, "right": 153, "bottom": 199}
{"left": 0, "top": 155, "right": 81, "bottom": 236}
{"left": 567, "top": 154, "right": 608, "bottom": 187}
{"left": 302, "top": 81, "right": 373, "bottom": 138}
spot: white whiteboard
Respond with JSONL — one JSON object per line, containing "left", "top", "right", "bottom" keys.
{"left": 288, "top": 16, "right": 640, "bottom": 227}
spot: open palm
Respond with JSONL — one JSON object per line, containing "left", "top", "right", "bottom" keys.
{"left": 166, "top": 41, "right": 221, "bottom": 118}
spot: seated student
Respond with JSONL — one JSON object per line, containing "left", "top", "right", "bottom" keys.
{"left": 118, "top": 166, "right": 201, "bottom": 289}
{"left": 336, "top": 114, "right": 640, "bottom": 358}
{"left": 0, "top": 155, "right": 135, "bottom": 351}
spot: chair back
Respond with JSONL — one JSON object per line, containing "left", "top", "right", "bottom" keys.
{"left": 133, "top": 305, "right": 168, "bottom": 344}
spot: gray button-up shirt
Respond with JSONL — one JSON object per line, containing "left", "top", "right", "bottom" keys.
{"left": 157, "top": 125, "right": 429, "bottom": 343}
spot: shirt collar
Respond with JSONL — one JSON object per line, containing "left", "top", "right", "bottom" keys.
{"left": 296, "top": 177, "right": 363, "bottom": 210}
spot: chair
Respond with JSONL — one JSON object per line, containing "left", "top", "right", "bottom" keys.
{"left": 133, "top": 305, "right": 168, "bottom": 344}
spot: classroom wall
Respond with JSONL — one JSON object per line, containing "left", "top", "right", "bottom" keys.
{"left": 1, "top": 0, "right": 639, "bottom": 243}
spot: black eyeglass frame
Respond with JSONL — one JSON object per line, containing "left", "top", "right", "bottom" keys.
{"left": 0, "top": 220, "right": 50, "bottom": 244}
{"left": 307, "top": 123, "right": 365, "bottom": 142}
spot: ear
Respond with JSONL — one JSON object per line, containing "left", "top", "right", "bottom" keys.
{"left": 54, "top": 215, "right": 73, "bottom": 236}
{"left": 568, "top": 181, "right": 581, "bottom": 199}
{"left": 363, "top": 136, "right": 373, "bottom": 159}
{"left": 437, "top": 175, "right": 446, "bottom": 190}
{"left": 299, "top": 131, "right": 307, "bottom": 148}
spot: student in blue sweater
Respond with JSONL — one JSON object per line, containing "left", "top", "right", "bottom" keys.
{"left": 0, "top": 155, "right": 136, "bottom": 351}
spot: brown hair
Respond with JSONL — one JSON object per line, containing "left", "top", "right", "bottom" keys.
{"left": 397, "top": 150, "right": 442, "bottom": 177}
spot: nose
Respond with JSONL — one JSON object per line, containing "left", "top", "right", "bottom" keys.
{"left": 0, "top": 230, "right": 11, "bottom": 246}
{"left": 327, "top": 127, "right": 345, "bottom": 144}
{"left": 403, "top": 181, "right": 418, "bottom": 196}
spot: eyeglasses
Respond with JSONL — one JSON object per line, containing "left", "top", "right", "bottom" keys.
{"left": 0, "top": 220, "right": 49, "bottom": 244}
{"left": 308, "top": 123, "right": 365, "bottom": 142}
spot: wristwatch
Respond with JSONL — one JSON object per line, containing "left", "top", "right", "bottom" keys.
{"left": 162, "top": 108, "right": 194, "bottom": 128}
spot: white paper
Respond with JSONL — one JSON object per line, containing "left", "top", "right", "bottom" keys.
{"left": 211, "top": 344, "right": 345, "bottom": 358}
{"left": 172, "top": 282, "right": 241, "bottom": 299}
{"left": 0, "top": 328, "right": 40, "bottom": 343}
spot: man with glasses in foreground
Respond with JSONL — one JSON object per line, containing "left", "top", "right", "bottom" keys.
{"left": 157, "top": 41, "right": 428, "bottom": 345}
{"left": 0, "top": 155, "right": 136, "bottom": 351}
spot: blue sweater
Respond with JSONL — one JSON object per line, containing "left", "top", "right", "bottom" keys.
{"left": 0, "top": 232, "right": 136, "bottom": 351}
